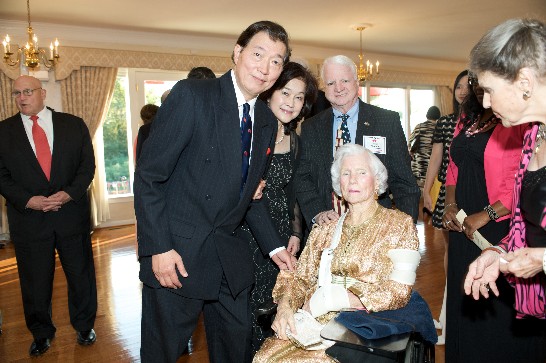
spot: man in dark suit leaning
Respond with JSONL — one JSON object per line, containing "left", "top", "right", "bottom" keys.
{"left": 0, "top": 75, "right": 96, "bottom": 356}
{"left": 134, "top": 21, "right": 296, "bottom": 363}
{"left": 296, "top": 55, "right": 420, "bottom": 228}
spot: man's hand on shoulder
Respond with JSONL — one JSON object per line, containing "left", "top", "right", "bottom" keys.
{"left": 272, "top": 249, "right": 297, "bottom": 271}
{"left": 152, "top": 249, "right": 188, "bottom": 289}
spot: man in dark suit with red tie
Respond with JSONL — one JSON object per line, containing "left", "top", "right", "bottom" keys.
{"left": 134, "top": 21, "right": 296, "bottom": 363}
{"left": 296, "top": 55, "right": 420, "bottom": 228}
{"left": 0, "top": 75, "right": 96, "bottom": 357}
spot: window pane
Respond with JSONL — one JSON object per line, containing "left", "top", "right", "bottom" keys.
{"left": 103, "top": 75, "right": 131, "bottom": 196}
{"left": 369, "top": 87, "right": 406, "bottom": 135}
{"left": 144, "top": 80, "right": 178, "bottom": 106}
{"left": 409, "top": 89, "right": 435, "bottom": 132}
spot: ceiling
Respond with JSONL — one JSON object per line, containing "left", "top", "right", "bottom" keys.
{"left": 1, "top": 0, "right": 545, "bottom": 69}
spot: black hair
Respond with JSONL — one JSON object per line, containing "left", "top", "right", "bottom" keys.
{"left": 231, "top": 20, "right": 291, "bottom": 64}
{"left": 452, "top": 70, "right": 469, "bottom": 114}
{"left": 140, "top": 104, "right": 159, "bottom": 125}
{"left": 259, "top": 62, "right": 318, "bottom": 134}
{"left": 426, "top": 106, "right": 441, "bottom": 120}
{"left": 187, "top": 67, "right": 216, "bottom": 80}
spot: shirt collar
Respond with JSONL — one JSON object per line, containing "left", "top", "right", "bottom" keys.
{"left": 21, "top": 106, "right": 49, "bottom": 122}
{"left": 231, "top": 70, "right": 257, "bottom": 110}
{"left": 332, "top": 101, "right": 359, "bottom": 124}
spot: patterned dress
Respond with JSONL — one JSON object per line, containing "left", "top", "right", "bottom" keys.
{"left": 431, "top": 113, "right": 457, "bottom": 228}
{"left": 500, "top": 123, "right": 546, "bottom": 319}
{"left": 254, "top": 207, "right": 418, "bottom": 362}
{"left": 241, "top": 152, "right": 294, "bottom": 353}
{"left": 408, "top": 119, "right": 436, "bottom": 187}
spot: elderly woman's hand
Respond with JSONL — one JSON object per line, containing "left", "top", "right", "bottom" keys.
{"left": 286, "top": 236, "right": 300, "bottom": 256}
{"left": 271, "top": 300, "right": 296, "bottom": 340}
{"left": 464, "top": 250, "right": 502, "bottom": 299}
{"left": 501, "top": 247, "right": 545, "bottom": 279}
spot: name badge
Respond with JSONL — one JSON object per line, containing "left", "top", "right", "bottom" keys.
{"left": 363, "top": 136, "right": 386, "bottom": 154}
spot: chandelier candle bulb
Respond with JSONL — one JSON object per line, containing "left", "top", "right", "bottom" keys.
{"left": 2, "top": 0, "right": 60, "bottom": 69}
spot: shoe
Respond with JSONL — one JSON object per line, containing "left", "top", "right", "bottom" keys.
{"left": 77, "top": 329, "right": 96, "bottom": 345}
{"left": 29, "top": 336, "right": 52, "bottom": 356}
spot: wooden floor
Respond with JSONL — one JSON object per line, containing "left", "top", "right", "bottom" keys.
{"left": 0, "top": 208, "right": 446, "bottom": 362}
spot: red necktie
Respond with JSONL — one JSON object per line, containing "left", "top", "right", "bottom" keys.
{"left": 30, "top": 115, "right": 52, "bottom": 180}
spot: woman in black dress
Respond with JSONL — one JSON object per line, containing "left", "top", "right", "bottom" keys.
{"left": 241, "top": 62, "right": 318, "bottom": 353}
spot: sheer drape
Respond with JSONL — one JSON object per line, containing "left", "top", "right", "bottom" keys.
{"left": 0, "top": 72, "right": 17, "bottom": 235}
{"left": 435, "top": 85, "right": 453, "bottom": 116}
{"left": 60, "top": 66, "right": 117, "bottom": 227}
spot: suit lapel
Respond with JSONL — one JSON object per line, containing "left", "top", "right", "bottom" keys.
{"left": 50, "top": 111, "right": 66, "bottom": 184}
{"left": 215, "top": 73, "right": 242, "bottom": 189}
{"left": 318, "top": 110, "right": 335, "bottom": 161}
{"left": 240, "top": 101, "right": 272, "bottom": 199}
{"left": 355, "top": 99, "right": 372, "bottom": 146}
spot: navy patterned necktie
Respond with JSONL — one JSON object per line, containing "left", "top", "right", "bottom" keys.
{"left": 333, "top": 113, "right": 351, "bottom": 215}
{"left": 339, "top": 114, "right": 351, "bottom": 144}
{"left": 241, "top": 103, "right": 253, "bottom": 192}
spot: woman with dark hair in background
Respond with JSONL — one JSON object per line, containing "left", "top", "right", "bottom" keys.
{"left": 134, "top": 104, "right": 159, "bottom": 163}
{"left": 421, "top": 70, "right": 468, "bottom": 342}
{"left": 242, "top": 61, "right": 318, "bottom": 353}
{"left": 442, "top": 75, "right": 543, "bottom": 362}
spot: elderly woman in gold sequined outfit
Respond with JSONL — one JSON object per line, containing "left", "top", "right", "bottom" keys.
{"left": 253, "top": 144, "right": 420, "bottom": 362}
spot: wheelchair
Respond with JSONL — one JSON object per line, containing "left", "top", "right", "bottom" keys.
{"left": 256, "top": 300, "right": 435, "bottom": 363}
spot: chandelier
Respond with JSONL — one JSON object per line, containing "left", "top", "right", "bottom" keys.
{"left": 2, "top": 0, "right": 60, "bottom": 70}
{"left": 354, "top": 25, "right": 379, "bottom": 84}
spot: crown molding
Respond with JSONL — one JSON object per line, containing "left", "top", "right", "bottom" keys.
{"left": 0, "top": 19, "right": 467, "bottom": 75}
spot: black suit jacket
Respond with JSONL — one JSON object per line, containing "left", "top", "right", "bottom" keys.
{"left": 295, "top": 100, "right": 420, "bottom": 228}
{"left": 135, "top": 122, "right": 152, "bottom": 163}
{"left": 134, "top": 71, "right": 282, "bottom": 299}
{"left": 0, "top": 109, "right": 95, "bottom": 241}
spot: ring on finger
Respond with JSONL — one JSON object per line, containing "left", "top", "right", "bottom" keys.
{"left": 446, "top": 220, "right": 451, "bottom": 225}
{"left": 481, "top": 283, "right": 490, "bottom": 292}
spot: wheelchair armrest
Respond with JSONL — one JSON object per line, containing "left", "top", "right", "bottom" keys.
{"left": 256, "top": 298, "right": 278, "bottom": 318}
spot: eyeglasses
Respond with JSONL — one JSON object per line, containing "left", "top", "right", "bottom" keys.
{"left": 11, "top": 88, "right": 42, "bottom": 98}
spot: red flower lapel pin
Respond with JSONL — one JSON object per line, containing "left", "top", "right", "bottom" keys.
{"left": 266, "top": 147, "right": 271, "bottom": 156}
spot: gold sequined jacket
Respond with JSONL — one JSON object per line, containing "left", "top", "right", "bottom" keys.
{"left": 272, "top": 207, "right": 419, "bottom": 315}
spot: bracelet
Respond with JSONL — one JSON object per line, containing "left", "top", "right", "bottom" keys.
{"left": 543, "top": 249, "right": 546, "bottom": 274}
{"left": 483, "top": 205, "right": 500, "bottom": 221}
{"left": 445, "top": 202, "right": 458, "bottom": 209}
{"left": 482, "top": 246, "right": 505, "bottom": 255}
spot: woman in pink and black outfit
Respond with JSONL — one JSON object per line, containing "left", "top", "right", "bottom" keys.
{"left": 441, "top": 77, "right": 545, "bottom": 362}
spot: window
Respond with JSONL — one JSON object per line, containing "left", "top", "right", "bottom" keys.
{"left": 363, "top": 85, "right": 434, "bottom": 140}
{"left": 102, "top": 69, "right": 188, "bottom": 198}
{"left": 103, "top": 72, "right": 131, "bottom": 196}
{"left": 409, "top": 89, "right": 435, "bottom": 133}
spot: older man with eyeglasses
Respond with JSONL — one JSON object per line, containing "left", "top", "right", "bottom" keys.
{"left": 0, "top": 75, "right": 97, "bottom": 357}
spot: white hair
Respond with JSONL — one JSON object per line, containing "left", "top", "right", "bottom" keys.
{"left": 320, "top": 55, "right": 358, "bottom": 82}
{"left": 331, "top": 144, "right": 388, "bottom": 197}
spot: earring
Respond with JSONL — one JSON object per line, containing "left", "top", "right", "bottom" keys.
{"left": 374, "top": 189, "right": 379, "bottom": 200}
{"left": 523, "top": 90, "right": 531, "bottom": 100}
